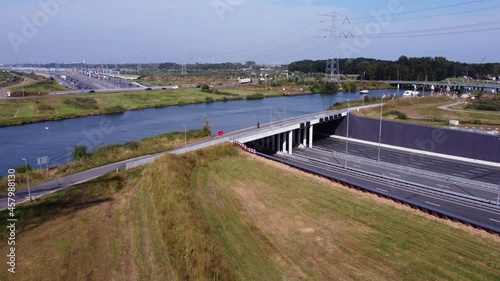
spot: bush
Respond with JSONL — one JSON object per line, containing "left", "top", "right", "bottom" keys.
{"left": 384, "top": 110, "right": 407, "bottom": 120}
{"left": 201, "top": 84, "right": 210, "bottom": 92}
{"left": 64, "top": 97, "right": 99, "bottom": 110}
{"left": 202, "top": 116, "right": 212, "bottom": 136}
{"left": 16, "top": 164, "right": 33, "bottom": 174}
{"left": 104, "top": 105, "right": 126, "bottom": 113}
{"left": 246, "top": 93, "right": 265, "bottom": 100}
{"left": 72, "top": 145, "right": 88, "bottom": 161}
{"left": 205, "top": 96, "right": 214, "bottom": 103}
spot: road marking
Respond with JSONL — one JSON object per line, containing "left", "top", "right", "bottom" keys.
{"left": 321, "top": 157, "right": 330, "bottom": 160}
{"left": 489, "top": 218, "right": 500, "bottom": 224}
{"left": 436, "top": 184, "right": 449, "bottom": 189}
{"left": 352, "top": 164, "right": 362, "bottom": 168}
{"left": 389, "top": 173, "right": 401, "bottom": 178}
{"left": 461, "top": 172, "right": 474, "bottom": 175}
{"left": 376, "top": 188, "right": 389, "bottom": 193}
{"left": 476, "top": 168, "right": 490, "bottom": 172}
{"left": 468, "top": 170, "right": 482, "bottom": 174}
{"left": 425, "top": 201, "right": 441, "bottom": 207}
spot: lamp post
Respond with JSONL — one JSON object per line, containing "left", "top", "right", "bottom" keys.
{"left": 22, "top": 158, "right": 32, "bottom": 202}
{"left": 320, "top": 96, "right": 323, "bottom": 112}
{"left": 377, "top": 95, "right": 385, "bottom": 163}
{"left": 345, "top": 99, "right": 350, "bottom": 169}
{"left": 182, "top": 124, "right": 187, "bottom": 147}
{"left": 269, "top": 107, "right": 272, "bottom": 127}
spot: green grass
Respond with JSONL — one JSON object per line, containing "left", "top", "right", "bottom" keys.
{"left": 358, "top": 96, "right": 500, "bottom": 127}
{"left": 8, "top": 78, "right": 68, "bottom": 97}
{"left": 0, "top": 87, "right": 284, "bottom": 127}
{"left": 2, "top": 144, "right": 498, "bottom": 280}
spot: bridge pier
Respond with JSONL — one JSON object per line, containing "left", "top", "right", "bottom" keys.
{"left": 309, "top": 125, "right": 314, "bottom": 148}
{"left": 302, "top": 125, "right": 307, "bottom": 147}
{"left": 282, "top": 132, "right": 287, "bottom": 154}
{"left": 288, "top": 131, "right": 293, "bottom": 155}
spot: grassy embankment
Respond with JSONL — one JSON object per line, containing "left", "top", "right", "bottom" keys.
{"left": 0, "top": 86, "right": 285, "bottom": 127}
{"left": 0, "top": 128, "right": 211, "bottom": 195}
{"left": 337, "top": 96, "right": 500, "bottom": 128}
{"left": 8, "top": 78, "right": 68, "bottom": 97}
{"left": 1, "top": 144, "right": 499, "bottom": 280}
{"left": 0, "top": 73, "right": 22, "bottom": 88}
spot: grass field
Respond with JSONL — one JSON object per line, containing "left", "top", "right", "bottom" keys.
{"left": 0, "top": 87, "right": 284, "bottom": 127}
{"left": 1, "top": 144, "right": 499, "bottom": 280}
{"left": 8, "top": 78, "right": 68, "bottom": 97}
{"left": 356, "top": 96, "right": 500, "bottom": 128}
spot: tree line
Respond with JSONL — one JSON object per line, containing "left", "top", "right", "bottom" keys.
{"left": 288, "top": 57, "right": 500, "bottom": 81}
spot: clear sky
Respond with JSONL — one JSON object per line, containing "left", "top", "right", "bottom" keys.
{"left": 1, "top": 0, "right": 499, "bottom": 65}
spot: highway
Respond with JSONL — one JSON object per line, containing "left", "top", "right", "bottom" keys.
{"left": 314, "top": 137, "right": 500, "bottom": 185}
{"left": 267, "top": 152, "right": 500, "bottom": 233}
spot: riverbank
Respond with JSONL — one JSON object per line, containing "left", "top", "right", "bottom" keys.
{"left": 0, "top": 128, "right": 211, "bottom": 195}
{"left": 0, "top": 87, "right": 285, "bottom": 127}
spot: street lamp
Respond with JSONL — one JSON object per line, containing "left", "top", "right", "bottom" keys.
{"left": 345, "top": 99, "right": 350, "bottom": 169}
{"left": 269, "top": 107, "right": 272, "bottom": 127}
{"left": 21, "top": 158, "right": 32, "bottom": 202}
{"left": 320, "top": 96, "right": 323, "bottom": 112}
{"left": 183, "top": 124, "right": 187, "bottom": 147}
{"left": 377, "top": 95, "right": 385, "bottom": 162}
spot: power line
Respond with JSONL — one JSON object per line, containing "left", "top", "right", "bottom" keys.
{"left": 351, "top": 5, "right": 500, "bottom": 24}
{"left": 354, "top": 26, "right": 500, "bottom": 38}
{"left": 349, "top": 0, "right": 488, "bottom": 21}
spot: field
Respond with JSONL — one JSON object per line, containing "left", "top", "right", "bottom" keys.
{"left": 356, "top": 96, "right": 500, "bottom": 128}
{"left": 7, "top": 78, "right": 68, "bottom": 97}
{"left": 0, "top": 86, "right": 286, "bottom": 127}
{"left": 1, "top": 144, "right": 499, "bottom": 280}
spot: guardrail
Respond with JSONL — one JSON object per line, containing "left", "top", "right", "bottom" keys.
{"left": 299, "top": 154, "right": 499, "bottom": 209}
{"left": 310, "top": 146, "right": 500, "bottom": 191}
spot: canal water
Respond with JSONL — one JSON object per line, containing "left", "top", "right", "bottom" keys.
{"left": 0, "top": 90, "right": 391, "bottom": 175}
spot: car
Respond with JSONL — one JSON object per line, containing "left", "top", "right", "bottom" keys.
{"left": 145, "top": 87, "right": 152, "bottom": 91}
{"left": 88, "top": 90, "right": 96, "bottom": 93}
{"left": 161, "top": 87, "right": 167, "bottom": 90}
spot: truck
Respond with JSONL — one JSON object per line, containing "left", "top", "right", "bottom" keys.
{"left": 238, "top": 78, "right": 252, "bottom": 84}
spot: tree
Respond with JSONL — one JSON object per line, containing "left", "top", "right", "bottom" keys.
{"left": 72, "top": 145, "right": 88, "bottom": 161}
{"left": 202, "top": 116, "right": 211, "bottom": 136}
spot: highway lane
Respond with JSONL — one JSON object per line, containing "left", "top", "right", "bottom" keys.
{"left": 314, "top": 138, "right": 500, "bottom": 185}
{"left": 293, "top": 147, "right": 499, "bottom": 202}
{"left": 270, "top": 153, "right": 500, "bottom": 233}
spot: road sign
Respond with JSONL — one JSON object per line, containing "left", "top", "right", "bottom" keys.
{"left": 37, "top": 156, "right": 49, "bottom": 174}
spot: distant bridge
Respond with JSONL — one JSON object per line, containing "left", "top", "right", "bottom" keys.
{"left": 383, "top": 80, "right": 500, "bottom": 92}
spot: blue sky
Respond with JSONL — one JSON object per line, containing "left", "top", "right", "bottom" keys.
{"left": 1, "top": 0, "right": 499, "bottom": 65}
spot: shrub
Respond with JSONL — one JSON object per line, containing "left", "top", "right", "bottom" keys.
{"left": 16, "top": 164, "right": 33, "bottom": 174}
{"left": 201, "top": 84, "right": 210, "bottom": 92}
{"left": 72, "top": 145, "right": 88, "bottom": 161}
{"left": 247, "top": 93, "right": 265, "bottom": 100}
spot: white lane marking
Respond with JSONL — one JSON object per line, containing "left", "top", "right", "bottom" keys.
{"left": 468, "top": 170, "right": 482, "bottom": 174}
{"left": 461, "top": 172, "right": 474, "bottom": 175}
{"left": 489, "top": 218, "right": 500, "bottom": 223}
{"left": 376, "top": 188, "right": 389, "bottom": 193}
{"left": 452, "top": 173, "right": 464, "bottom": 177}
{"left": 476, "top": 168, "right": 490, "bottom": 172}
{"left": 389, "top": 173, "right": 401, "bottom": 178}
{"left": 436, "top": 184, "right": 449, "bottom": 189}
{"left": 352, "top": 164, "right": 362, "bottom": 168}
{"left": 425, "top": 201, "right": 441, "bottom": 207}
{"left": 321, "top": 157, "right": 330, "bottom": 160}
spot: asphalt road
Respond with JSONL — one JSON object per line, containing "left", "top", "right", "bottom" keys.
{"left": 314, "top": 138, "right": 500, "bottom": 185}
{"left": 270, "top": 152, "right": 500, "bottom": 233}
{"left": 293, "top": 147, "right": 498, "bottom": 202}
